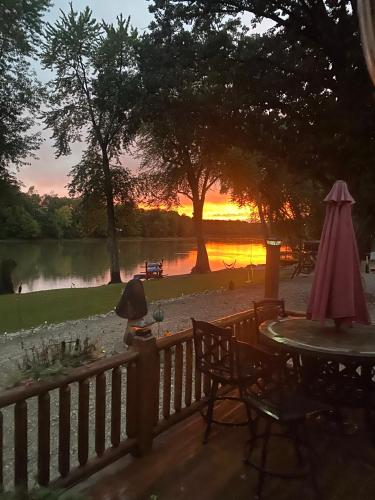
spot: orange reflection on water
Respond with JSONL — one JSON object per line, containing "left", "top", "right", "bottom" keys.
{"left": 163, "top": 240, "right": 267, "bottom": 276}
{"left": 205, "top": 241, "right": 267, "bottom": 270}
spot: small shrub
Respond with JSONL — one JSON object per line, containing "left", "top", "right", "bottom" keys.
{"left": 7, "top": 337, "right": 104, "bottom": 387}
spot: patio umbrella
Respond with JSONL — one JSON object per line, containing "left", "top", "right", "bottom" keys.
{"left": 307, "top": 180, "right": 370, "bottom": 327}
{"left": 358, "top": 0, "right": 375, "bottom": 87}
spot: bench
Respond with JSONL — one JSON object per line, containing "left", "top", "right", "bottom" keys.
{"left": 134, "top": 260, "right": 164, "bottom": 280}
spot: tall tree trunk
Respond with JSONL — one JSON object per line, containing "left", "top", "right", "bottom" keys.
{"left": 257, "top": 202, "right": 270, "bottom": 243}
{"left": 191, "top": 198, "right": 211, "bottom": 274}
{"left": 102, "top": 148, "right": 122, "bottom": 284}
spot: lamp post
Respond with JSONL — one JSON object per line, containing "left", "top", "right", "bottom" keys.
{"left": 264, "top": 237, "right": 282, "bottom": 299}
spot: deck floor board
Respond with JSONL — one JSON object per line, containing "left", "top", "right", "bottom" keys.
{"left": 83, "top": 400, "right": 375, "bottom": 500}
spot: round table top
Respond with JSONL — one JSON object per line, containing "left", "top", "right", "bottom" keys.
{"left": 259, "top": 317, "right": 375, "bottom": 359}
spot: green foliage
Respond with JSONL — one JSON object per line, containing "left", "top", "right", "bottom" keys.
{"left": 138, "top": 11, "right": 238, "bottom": 205}
{"left": 0, "top": 0, "right": 50, "bottom": 177}
{"left": 42, "top": 5, "right": 139, "bottom": 164}
{"left": 138, "top": 11, "right": 245, "bottom": 272}
{"left": 68, "top": 148, "right": 136, "bottom": 240}
{"left": 0, "top": 186, "right": 81, "bottom": 240}
{"left": 221, "top": 147, "right": 324, "bottom": 242}
{"left": 162, "top": 0, "right": 375, "bottom": 253}
{"left": 42, "top": 5, "right": 140, "bottom": 281}
{"left": 7, "top": 336, "right": 102, "bottom": 386}
{"left": 0, "top": 0, "right": 51, "bottom": 56}
{"left": 0, "top": 187, "right": 193, "bottom": 239}
{"left": 69, "top": 149, "right": 135, "bottom": 206}
{"left": 140, "top": 210, "right": 190, "bottom": 238}
{"left": 0, "top": 206, "right": 41, "bottom": 239}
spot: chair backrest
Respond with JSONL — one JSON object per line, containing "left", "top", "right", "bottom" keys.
{"left": 234, "top": 339, "right": 284, "bottom": 387}
{"left": 191, "top": 318, "right": 236, "bottom": 379}
{"left": 253, "top": 299, "right": 286, "bottom": 331}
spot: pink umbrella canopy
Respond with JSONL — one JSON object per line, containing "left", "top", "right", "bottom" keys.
{"left": 307, "top": 180, "right": 370, "bottom": 326}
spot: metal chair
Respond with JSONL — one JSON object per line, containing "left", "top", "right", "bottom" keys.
{"left": 242, "top": 344, "right": 331, "bottom": 500}
{"left": 253, "top": 299, "right": 287, "bottom": 340}
{"left": 192, "top": 318, "right": 263, "bottom": 443}
{"left": 253, "top": 299, "right": 300, "bottom": 382}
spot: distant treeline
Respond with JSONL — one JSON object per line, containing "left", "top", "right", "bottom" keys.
{"left": 0, "top": 187, "right": 262, "bottom": 240}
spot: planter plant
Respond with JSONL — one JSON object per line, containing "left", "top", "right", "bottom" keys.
{"left": 7, "top": 337, "right": 105, "bottom": 388}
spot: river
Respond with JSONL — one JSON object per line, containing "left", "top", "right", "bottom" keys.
{"left": 0, "top": 238, "right": 267, "bottom": 293}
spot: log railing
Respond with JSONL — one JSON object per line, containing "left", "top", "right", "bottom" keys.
{"left": 0, "top": 308, "right": 257, "bottom": 492}
{"left": 0, "top": 351, "right": 139, "bottom": 491}
{"left": 154, "top": 309, "right": 257, "bottom": 434}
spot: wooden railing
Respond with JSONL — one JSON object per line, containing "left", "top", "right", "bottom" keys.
{"left": 0, "top": 351, "right": 139, "bottom": 491}
{"left": 154, "top": 309, "right": 257, "bottom": 434}
{"left": 0, "top": 309, "right": 257, "bottom": 492}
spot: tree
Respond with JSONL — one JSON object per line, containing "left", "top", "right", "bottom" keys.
{"left": 0, "top": 178, "right": 41, "bottom": 239}
{"left": 156, "top": 1, "right": 375, "bottom": 253}
{"left": 42, "top": 6, "right": 139, "bottom": 282}
{"left": 1, "top": 206, "right": 41, "bottom": 239}
{"left": 221, "top": 147, "right": 323, "bottom": 242}
{"left": 69, "top": 149, "right": 135, "bottom": 208}
{"left": 0, "top": 0, "right": 50, "bottom": 178}
{"left": 69, "top": 148, "right": 136, "bottom": 238}
{"left": 138, "top": 7, "right": 240, "bottom": 272}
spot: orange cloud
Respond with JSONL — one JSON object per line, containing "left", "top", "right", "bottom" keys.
{"left": 178, "top": 190, "right": 255, "bottom": 221}
{"left": 140, "top": 190, "right": 256, "bottom": 221}
{"left": 178, "top": 200, "right": 253, "bottom": 221}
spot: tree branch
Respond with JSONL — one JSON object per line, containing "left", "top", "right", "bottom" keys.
{"left": 75, "top": 54, "right": 103, "bottom": 147}
{"left": 206, "top": 175, "right": 220, "bottom": 191}
{"left": 177, "top": 190, "right": 193, "bottom": 200}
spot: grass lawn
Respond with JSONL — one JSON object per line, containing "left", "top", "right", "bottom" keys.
{"left": 0, "top": 267, "right": 270, "bottom": 334}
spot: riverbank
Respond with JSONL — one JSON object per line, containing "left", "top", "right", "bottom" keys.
{"left": 0, "top": 267, "right": 267, "bottom": 334}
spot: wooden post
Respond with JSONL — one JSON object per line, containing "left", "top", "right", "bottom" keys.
{"left": 38, "top": 393, "right": 50, "bottom": 485}
{"left": 78, "top": 379, "right": 89, "bottom": 467}
{"left": 265, "top": 238, "right": 281, "bottom": 299}
{"left": 129, "top": 332, "right": 159, "bottom": 456}
{"left": 59, "top": 385, "right": 71, "bottom": 477}
{"left": 95, "top": 373, "right": 106, "bottom": 457}
{"left": 0, "top": 411, "right": 3, "bottom": 491}
{"left": 14, "top": 401, "right": 28, "bottom": 488}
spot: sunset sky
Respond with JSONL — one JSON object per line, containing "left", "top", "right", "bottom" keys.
{"left": 17, "top": 0, "right": 268, "bottom": 222}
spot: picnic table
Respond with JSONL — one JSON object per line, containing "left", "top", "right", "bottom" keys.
{"left": 259, "top": 317, "right": 375, "bottom": 427}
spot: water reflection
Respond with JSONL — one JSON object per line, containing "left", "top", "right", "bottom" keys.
{"left": 0, "top": 239, "right": 267, "bottom": 293}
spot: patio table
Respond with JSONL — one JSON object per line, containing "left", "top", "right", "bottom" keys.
{"left": 259, "top": 317, "right": 375, "bottom": 359}
{"left": 259, "top": 317, "right": 375, "bottom": 419}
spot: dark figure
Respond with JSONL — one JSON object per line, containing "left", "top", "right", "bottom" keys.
{"left": 115, "top": 279, "right": 147, "bottom": 320}
{"left": 0, "top": 259, "right": 17, "bottom": 295}
{"left": 115, "top": 279, "right": 148, "bottom": 345}
{"left": 18, "top": 282, "right": 22, "bottom": 294}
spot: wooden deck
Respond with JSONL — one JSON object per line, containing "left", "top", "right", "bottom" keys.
{"left": 80, "top": 399, "right": 375, "bottom": 500}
